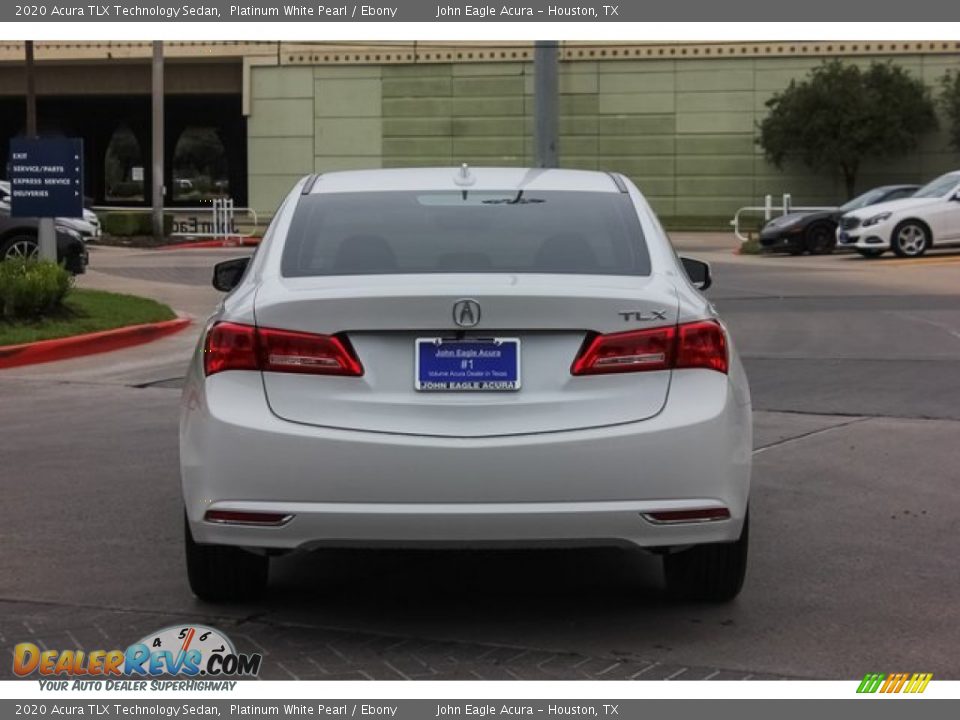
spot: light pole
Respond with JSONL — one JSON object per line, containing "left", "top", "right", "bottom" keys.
{"left": 534, "top": 40, "right": 559, "bottom": 168}
{"left": 24, "top": 41, "right": 56, "bottom": 261}
{"left": 151, "top": 41, "right": 165, "bottom": 243}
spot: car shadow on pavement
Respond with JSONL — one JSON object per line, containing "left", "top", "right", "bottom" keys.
{"left": 264, "top": 546, "right": 668, "bottom": 618}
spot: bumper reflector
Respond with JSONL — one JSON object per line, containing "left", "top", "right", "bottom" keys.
{"left": 643, "top": 507, "right": 731, "bottom": 524}
{"left": 204, "top": 510, "right": 293, "bottom": 526}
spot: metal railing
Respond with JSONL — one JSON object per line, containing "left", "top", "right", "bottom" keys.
{"left": 730, "top": 193, "right": 834, "bottom": 243}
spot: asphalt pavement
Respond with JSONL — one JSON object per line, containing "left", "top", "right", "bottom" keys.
{"left": 1, "top": 237, "right": 959, "bottom": 680}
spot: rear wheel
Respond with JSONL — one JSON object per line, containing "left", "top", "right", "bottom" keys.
{"left": 805, "top": 224, "right": 836, "bottom": 255}
{"left": 891, "top": 221, "right": 930, "bottom": 258}
{"left": 856, "top": 248, "right": 884, "bottom": 258}
{"left": 184, "top": 514, "right": 269, "bottom": 602}
{"left": 663, "top": 513, "right": 749, "bottom": 603}
{"left": 1, "top": 234, "right": 40, "bottom": 262}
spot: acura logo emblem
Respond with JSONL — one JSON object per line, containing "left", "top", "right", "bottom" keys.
{"left": 453, "top": 299, "right": 481, "bottom": 328}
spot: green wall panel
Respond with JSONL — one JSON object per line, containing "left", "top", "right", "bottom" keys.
{"left": 251, "top": 66, "right": 313, "bottom": 99}
{"left": 598, "top": 135, "right": 675, "bottom": 155}
{"left": 600, "top": 92, "right": 675, "bottom": 114}
{"left": 248, "top": 54, "right": 960, "bottom": 219}
{"left": 249, "top": 137, "right": 314, "bottom": 175}
{"left": 452, "top": 97, "right": 525, "bottom": 116}
{"left": 382, "top": 137, "right": 452, "bottom": 157}
{"left": 248, "top": 98, "right": 314, "bottom": 137}
{"left": 314, "top": 118, "right": 382, "bottom": 156}
{"left": 315, "top": 78, "right": 381, "bottom": 117}
{"left": 382, "top": 77, "right": 452, "bottom": 98}
{"left": 383, "top": 118, "right": 453, "bottom": 136}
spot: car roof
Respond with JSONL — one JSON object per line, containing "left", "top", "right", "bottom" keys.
{"left": 306, "top": 167, "right": 623, "bottom": 195}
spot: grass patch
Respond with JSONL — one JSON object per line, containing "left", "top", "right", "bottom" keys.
{"left": 738, "top": 237, "right": 764, "bottom": 255}
{"left": 0, "top": 289, "right": 176, "bottom": 347}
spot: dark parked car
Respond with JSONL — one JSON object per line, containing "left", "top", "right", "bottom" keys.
{"left": 0, "top": 206, "right": 88, "bottom": 274}
{"left": 759, "top": 184, "right": 919, "bottom": 255}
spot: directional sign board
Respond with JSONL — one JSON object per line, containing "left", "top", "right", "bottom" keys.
{"left": 8, "top": 138, "right": 84, "bottom": 218}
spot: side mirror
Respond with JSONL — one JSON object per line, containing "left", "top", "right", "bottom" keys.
{"left": 680, "top": 257, "right": 712, "bottom": 291}
{"left": 212, "top": 257, "right": 250, "bottom": 292}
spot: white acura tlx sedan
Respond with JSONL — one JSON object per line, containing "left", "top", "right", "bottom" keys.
{"left": 180, "top": 167, "right": 752, "bottom": 603}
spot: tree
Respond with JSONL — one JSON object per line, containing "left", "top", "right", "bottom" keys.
{"left": 939, "top": 71, "right": 960, "bottom": 151}
{"left": 758, "top": 61, "right": 938, "bottom": 198}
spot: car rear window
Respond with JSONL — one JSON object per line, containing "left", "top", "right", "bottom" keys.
{"left": 280, "top": 190, "right": 651, "bottom": 277}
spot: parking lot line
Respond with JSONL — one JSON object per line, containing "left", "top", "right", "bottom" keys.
{"left": 874, "top": 256, "right": 960, "bottom": 268}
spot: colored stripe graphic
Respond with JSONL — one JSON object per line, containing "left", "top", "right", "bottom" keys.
{"left": 857, "top": 672, "right": 932, "bottom": 694}
{"left": 906, "top": 673, "right": 933, "bottom": 694}
{"left": 857, "top": 673, "right": 885, "bottom": 693}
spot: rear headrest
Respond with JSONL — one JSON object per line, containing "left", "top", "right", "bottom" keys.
{"left": 436, "top": 252, "right": 493, "bottom": 270}
{"left": 332, "top": 234, "right": 397, "bottom": 273}
{"left": 534, "top": 233, "right": 598, "bottom": 272}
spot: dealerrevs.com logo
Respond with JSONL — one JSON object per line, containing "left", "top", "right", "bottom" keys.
{"left": 13, "top": 624, "right": 262, "bottom": 688}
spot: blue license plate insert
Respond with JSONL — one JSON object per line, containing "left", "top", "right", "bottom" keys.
{"left": 415, "top": 338, "right": 520, "bottom": 391}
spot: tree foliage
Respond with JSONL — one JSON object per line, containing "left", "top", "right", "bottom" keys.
{"left": 939, "top": 71, "right": 960, "bottom": 151}
{"left": 758, "top": 61, "right": 938, "bottom": 198}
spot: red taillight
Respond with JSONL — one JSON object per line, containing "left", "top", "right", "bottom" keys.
{"left": 203, "top": 322, "right": 363, "bottom": 377}
{"left": 675, "top": 320, "right": 728, "bottom": 373}
{"left": 203, "top": 322, "right": 259, "bottom": 375}
{"left": 571, "top": 326, "right": 675, "bottom": 375}
{"left": 571, "top": 320, "right": 727, "bottom": 376}
{"left": 258, "top": 327, "right": 364, "bottom": 376}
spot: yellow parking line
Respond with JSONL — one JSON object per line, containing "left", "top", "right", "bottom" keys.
{"left": 875, "top": 256, "right": 960, "bottom": 268}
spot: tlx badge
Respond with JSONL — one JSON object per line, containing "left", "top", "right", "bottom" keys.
{"left": 619, "top": 310, "right": 668, "bottom": 322}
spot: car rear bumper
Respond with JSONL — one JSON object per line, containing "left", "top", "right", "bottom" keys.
{"left": 181, "top": 369, "right": 751, "bottom": 551}
{"left": 195, "top": 499, "right": 745, "bottom": 550}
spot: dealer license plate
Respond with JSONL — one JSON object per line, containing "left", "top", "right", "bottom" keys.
{"left": 415, "top": 338, "right": 520, "bottom": 392}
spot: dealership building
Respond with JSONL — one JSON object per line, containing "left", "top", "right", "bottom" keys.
{"left": 2, "top": 40, "right": 959, "bottom": 225}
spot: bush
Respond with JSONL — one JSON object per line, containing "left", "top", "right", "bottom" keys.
{"left": 108, "top": 181, "right": 144, "bottom": 199}
{"left": 0, "top": 259, "right": 73, "bottom": 320}
{"left": 739, "top": 237, "right": 764, "bottom": 255}
{"left": 101, "top": 211, "right": 174, "bottom": 237}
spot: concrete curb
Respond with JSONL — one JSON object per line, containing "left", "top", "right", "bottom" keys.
{"left": 157, "top": 237, "right": 261, "bottom": 250}
{"left": 0, "top": 316, "right": 192, "bottom": 369}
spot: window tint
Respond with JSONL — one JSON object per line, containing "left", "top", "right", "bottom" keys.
{"left": 913, "top": 173, "right": 960, "bottom": 199}
{"left": 281, "top": 191, "right": 651, "bottom": 277}
{"left": 886, "top": 188, "right": 916, "bottom": 201}
{"left": 840, "top": 188, "right": 888, "bottom": 212}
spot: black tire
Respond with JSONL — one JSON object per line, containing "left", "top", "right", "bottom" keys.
{"left": 1, "top": 234, "right": 40, "bottom": 262}
{"left": 663, "top": 513, "right": 749, "bottom": 603}
{"left": 805, "top": 223, "right": 836, "bottom": 255}
{"left": 856, "top": 248, "right": 884, "bottom": 259}
{"left": 184, "top": 514, "right": 269, "bottom": 602}
{"left": 891, "top": 220, "right": 931, "bottom": 258}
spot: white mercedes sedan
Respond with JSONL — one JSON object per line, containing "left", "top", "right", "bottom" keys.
{"left": 837, "top": 170, "right": 960, "bottom": 258}
{"left": 180, "top": 167, "right": 752, "bottom": 603}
